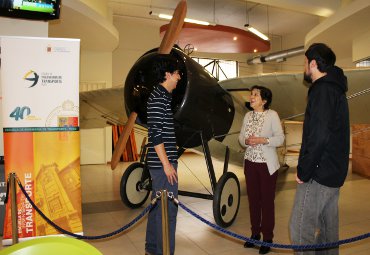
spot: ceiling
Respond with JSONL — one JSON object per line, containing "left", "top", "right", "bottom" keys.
{"left": 49, "top": 0, "right": 370, "bottom": 60}
{"left": 108, "top": 0, "right": 338, "bottom": 38}
{"left": 49, "top": 0, "right": 119, "bottom": 51}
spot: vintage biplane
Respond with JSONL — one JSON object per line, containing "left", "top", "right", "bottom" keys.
{"left": 80, "top": 0, "right": 370, "bottom": 227}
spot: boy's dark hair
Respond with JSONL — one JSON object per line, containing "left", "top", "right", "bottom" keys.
{"left": 305, "top": 43, "right": 336, "bottom": 73}
{"left": 152, "top": 54, "right": 179, "bottom": 84}
{"left": 250, "top": 85, "right": 272, "bottom": 110}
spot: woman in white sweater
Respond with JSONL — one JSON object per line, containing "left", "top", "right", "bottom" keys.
{"left": 238, "top": 85, "right": 285, "bottom": 254}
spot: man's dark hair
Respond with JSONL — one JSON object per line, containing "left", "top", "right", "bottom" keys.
{"left": 152, "top": 54, "right": 179, "bottom": 84}
{"left": 250, "top": 85, "right": 272, "bottom": 110}
{"left": 305, "top": 43, "right": 336, "bottom": 73}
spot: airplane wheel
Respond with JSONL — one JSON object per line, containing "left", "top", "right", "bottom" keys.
{"left": 120, "top": 162, "right": 150, "bottom": 208}
{"left": 213, "top": 172, "right": 240, "bottom": 227}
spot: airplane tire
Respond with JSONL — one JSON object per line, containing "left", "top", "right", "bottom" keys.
{"left": 120, "top": 162, "right": 150, "bottom": 208}
{"left": 212, "top": 172, "right": 240, "bottom": 228}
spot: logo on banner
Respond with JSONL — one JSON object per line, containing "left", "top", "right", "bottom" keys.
{"left": 10, "top": 106, "right": 31, "bottom": 121}
{"left": 46, "top": 100, "right": 79, "bottom": 127}
{"left": 46, "top": 44, "right": 71, "bottom": 53}
{"left": 9, "top": 106, "right": 41, "bottom": 122}
{"left": 23, "top": 70, "right": 39, "bottom": 88}
{"left": 23, "top": 70, "right": 63, "bottom": 87}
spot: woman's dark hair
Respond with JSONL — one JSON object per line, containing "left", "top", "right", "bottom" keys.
{"left": 152, "top": 54, "right": 179, "bottom": 84}
{"left": 250, "top": 85, "right": 272, "bottom": 110}
{"left": 305, "top": 43, "right": 336, "bottom": 73}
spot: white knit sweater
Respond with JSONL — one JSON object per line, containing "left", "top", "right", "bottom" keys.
{"left": 238, "top": 109, "right": 285, "bottom": 175}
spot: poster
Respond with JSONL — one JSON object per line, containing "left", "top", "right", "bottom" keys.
{"left": 0, "top": 36, "right": 81, "bottom": 244}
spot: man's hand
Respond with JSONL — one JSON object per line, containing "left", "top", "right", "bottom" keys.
{"left": 154, "top": 144, "right": 178, "bottom": 185}
{"left": 295, "top": 173, "right": 304, "bottom": 184}
{"left": 163, "top": 162, "right": 178, "bottom": 185}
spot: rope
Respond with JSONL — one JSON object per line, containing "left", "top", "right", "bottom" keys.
{"left": 176, "top": 200, "right": 370, "bottom": 251}
{"left": 16, "top": 176, "right": 155, "bottom": 240}
{"left": 8, "top": 173, "right": 370, "bottom": 250}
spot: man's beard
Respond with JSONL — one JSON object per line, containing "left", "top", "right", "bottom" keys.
{"left": 303, "top": 72, "right": 312, "bottom": 85}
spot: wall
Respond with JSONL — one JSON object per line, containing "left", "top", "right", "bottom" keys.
{"left": 262, "top": 25, "right": 319, "bottom": 73}
{"left": 79, "top": 49, "right": 114, "bottom": 165}
{"left": 280, "top": 29, "right": 311, "bottom": 72}
{"left": 69, "top": 1, "right": 115, "bottom": 165}
{"left": 80, "top": 50, "right": 113, "bottom": 88}
{"left": 353, "top": 30, "right": 370, "bottom": 63}
{"left": 0, "top": 17, "right": 48, "bottom": 37}
{"left": 79, "top": 0, "right": 110, "bottom": 20}
{"left": 112, "top": 17, "right": 162, "bottom": 87}
{"left": 80, "top": 127, "right": 112, "bottom": 165}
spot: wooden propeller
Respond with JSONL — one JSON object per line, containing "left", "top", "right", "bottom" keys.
{"left": 110, "top": 0, "right": 187, "bottom": 170}
{"left": 158, "top": 0, "right": 187, "bottom": 54}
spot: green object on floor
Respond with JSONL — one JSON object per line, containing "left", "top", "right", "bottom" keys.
{"left": 0, "top": 236, "right": 102, "bottom": 255}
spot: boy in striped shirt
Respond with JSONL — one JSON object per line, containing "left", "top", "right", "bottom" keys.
{"left": 145, "top": 54, "right": 181, "bottom": 255}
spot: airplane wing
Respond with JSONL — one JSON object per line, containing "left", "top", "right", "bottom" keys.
{"left": 219, "top": 67, "right": 370, "bottom": 123}
{"left": 80, "top": 86, "right": 125, "bottom": 129}
{"left": 79, "top": 67, "right": 370, "bottom": 129}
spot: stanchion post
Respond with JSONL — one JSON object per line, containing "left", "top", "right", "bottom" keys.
{"left": 161, "top": 190, "right": 170, "bottom": 255}
{"left": 10, "top": 173, "right": 19, "bottom": 244}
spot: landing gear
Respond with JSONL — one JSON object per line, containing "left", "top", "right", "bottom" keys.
{"left": 213, "top": 172, "right": 240, "bottom": 227}
{"left": 120, "top": 162, "right": 150, "bottom": 208}
{"left": 178, "top": 133, "right": 241, "bottom": 227}
{"left": 119, "top": 132, "right": 241, "bottom": 227}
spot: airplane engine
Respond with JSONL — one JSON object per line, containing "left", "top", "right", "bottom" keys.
{"left": 124, "top": 47, "right": 235, "bottom": 148}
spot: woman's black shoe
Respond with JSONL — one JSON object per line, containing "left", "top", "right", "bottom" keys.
{"left": 244, "top": 234, "right": 261, "bottom": 248}
{"left": 259, "top": 240, "right": 272, "bottom": 254}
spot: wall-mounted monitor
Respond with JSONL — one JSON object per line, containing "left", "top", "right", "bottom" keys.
{"left": 0, "top": 0, "right": 61, "bottom": 20}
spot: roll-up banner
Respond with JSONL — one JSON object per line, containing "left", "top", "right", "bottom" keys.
{"left": 0, "top": 36, "right": 82, "bottom": 245}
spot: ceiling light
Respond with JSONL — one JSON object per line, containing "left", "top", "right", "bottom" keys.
{"left": 245, "top": 25, "right": 269, "bottom": 41}
{"left": 244, "top": 2, "right": 269, "bottom": 41}
{"left": 150, "top": 11, "right": 215, "bottom": 26}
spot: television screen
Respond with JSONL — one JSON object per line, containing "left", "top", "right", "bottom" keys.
{"left": 0, "top": 0, "right": 61, "bottom": 20}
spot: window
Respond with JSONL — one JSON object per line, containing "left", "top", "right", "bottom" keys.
{"left": 356, "top": 59, "right": 370, "bottom": 67}
{"left": 191, "top": 57, "right": 238, "bottom": 81}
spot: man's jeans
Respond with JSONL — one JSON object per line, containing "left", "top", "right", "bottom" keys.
{"left": 290, "top": 180, "right": 340, "bottom": 255}
{"left": 145, "top": 163, "right": 178, "bottom": 255}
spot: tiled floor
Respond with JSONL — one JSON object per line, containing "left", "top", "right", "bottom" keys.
{"left": 1, "top": 152, "right": 370, "bottom": 254}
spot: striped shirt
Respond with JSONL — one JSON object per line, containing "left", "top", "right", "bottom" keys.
{"left": 147, "top": 84, "right": 178, "bottom": 170}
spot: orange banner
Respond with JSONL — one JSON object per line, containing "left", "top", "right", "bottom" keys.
{"left": 1, "top": 37, "right": 81, "bottom": 245}
{"left": 3, "top": 131, "right": 82, "bottom": 240}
